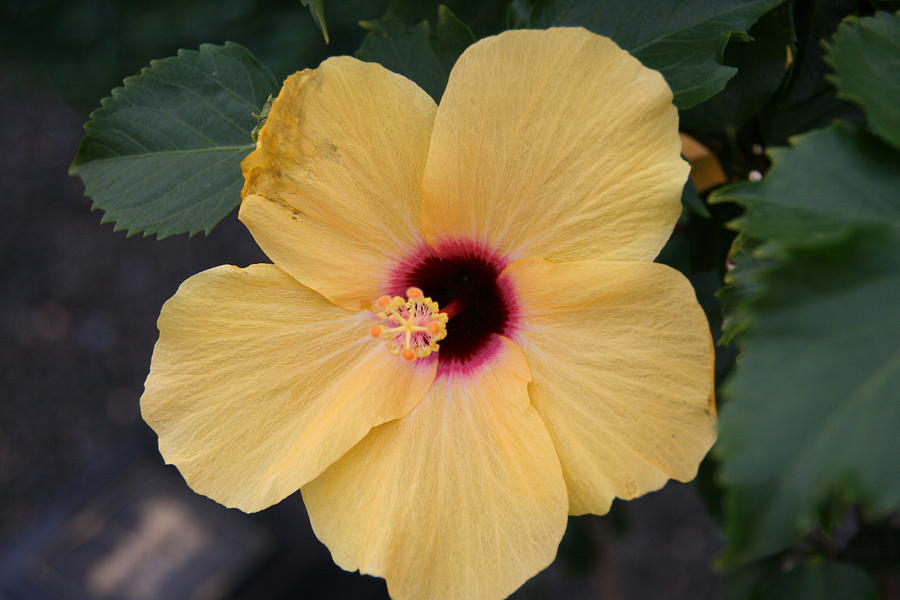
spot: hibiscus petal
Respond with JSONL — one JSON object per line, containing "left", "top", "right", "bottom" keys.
{"left": 421, "top": 27, "right": 688, "bottom": 262}
{"left": 141, "top": 263, "right": 436, "bottom": 512}
{"left": 501, "top": 258, "right": 716, "bottom": 515}
{"left": 302, "top": 336, "right": 567, "bottom": 600}
{"left": 240, "top": 57, "right": 436, "bottom": 310}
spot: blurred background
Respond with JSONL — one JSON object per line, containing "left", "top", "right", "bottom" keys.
{"left": 1, "top": 1, "right": 724, "bottom": 598}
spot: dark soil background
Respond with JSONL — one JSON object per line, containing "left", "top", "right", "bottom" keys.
{"left": 1, "top": 1, "right": 725, "bottom": 598}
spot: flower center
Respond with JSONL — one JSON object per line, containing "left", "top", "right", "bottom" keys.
{"left": 370, "top": 287, "right": 448, "bottom": 361}
{"left": 392, "top": 242, "right": 514, "bottom": 365}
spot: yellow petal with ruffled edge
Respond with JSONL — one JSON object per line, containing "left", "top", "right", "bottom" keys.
{"left": 421, "top": 27, "right": 688, "bottom": 262}
{"left": 141, "top": 264, "right": 436, "bottom": 512}
{"left": 240, "top": 57, "right": 436, "bottom": 310}
{"left": 501, "top": 258, "right": 716, "bottom": 515}
{"left": 302, "top": 336, "right": 567, "bottom": 600}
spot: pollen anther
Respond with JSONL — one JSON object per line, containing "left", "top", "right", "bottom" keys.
{"left": 370, "top": 288, "right": 448, "bottom": 361}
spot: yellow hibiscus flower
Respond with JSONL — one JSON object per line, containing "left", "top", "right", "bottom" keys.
{"left": 141, "top": 27, "right": 716, "bottom": 600}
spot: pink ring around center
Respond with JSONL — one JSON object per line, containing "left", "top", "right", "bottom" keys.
{"left": 385, "top": 237, "right": 521, "bottom": 378}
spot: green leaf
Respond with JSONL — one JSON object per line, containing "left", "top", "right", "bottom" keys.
{"left": 682, "top": 179, "right": 711, "bottom": 219}
{"left": 721, "top": 123, "right": 900, "bottom": 244}
{"left": 718, "top": 229, "right": 900, "bottom": 562}
{"left": 711, "top": 124, "right": 900, "bottom": 564}
{"left": 70, "top": 42, "right": 279, "bottom": 239}
{"left": 760, "top": 0, "right": 863, "bottom": 146}
{"left": 356, "top": 4, "right": 476, "bottom": 101}
{"left": 728, "top": 559, "right": 878, "bottom": 600}
{"left": 826, "top": 11, "right": 900, "bottom": 149}
{"left": 300, "top": 0, "right": 330, "bottom": 43}
{"left": 444, "top": 0, "right": 509, "bottom": 37}
{"left": 681, "top": 4, "right": 792, "bottom": 134}
{"left": 357, "top": 21, "right": 447, "bottom": 101}
{"left": 716, "top": 232, "right": 766, "bottom": 345}
{"left": 375, "top": 0, "right": 442, "bottom": 25}
{"left": 369, "top": 0, "right": 508, "bottom": 37}
{"left": 434, "top": 5, "right": 477, "bottom": 68}
{"left": 509, "top": 0, "right": 787, "bottom": 108}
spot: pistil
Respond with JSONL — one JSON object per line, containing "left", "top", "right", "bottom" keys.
{"left": 371, "top": 287, "right": 448, "bottom": 361}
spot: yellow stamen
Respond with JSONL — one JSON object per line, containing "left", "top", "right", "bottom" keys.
{"left": 370, "top": 288, "right": 448, "bottom": 361}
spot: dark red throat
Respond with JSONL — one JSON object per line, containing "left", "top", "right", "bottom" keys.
{"left": 394, "top": 241, "right": 516, "bottom": 367}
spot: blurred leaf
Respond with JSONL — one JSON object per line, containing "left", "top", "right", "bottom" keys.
{"left": 444, "top": 0, "right": 509, "bottom": 37}
{"left": 0, "top": 0, "right": 361, "bottom": 111}
{"left": 370, "top": 0, "right": 507, "bottom": 36}
{"left": 696, "top": 454, "right": 726, "bottom": 523}
{"left": 826, "top": 11, "right": 900, "bottom": 149}
{"left": 718, "top": 228, "right": 900, "bottom": 563}
{"left": 375, "top": 0, "right": 442, "bottom": 24}
{"left": 715, "top": 125, "right": 890, "bottom": 327}
{"left": 714, "top": 123, "right": 900, "bottom": 242}
{"left": 722, "top": 123, "right": 900, "bottom": 244}
{"left": 70, "top": 42, "right": 278, "bottom": 238}
{"left": 300, "top": 0, "right": 330, "bottom": 43}
{"left": 711, "top": 123, "right": 900, "bottom": 564}
{"left": 357, "top": 20, "right": 445, "bottom": 100}
{"left": 681, "top": 4, "right": 792, "bottom": 134}
{"left": 760, "top": 0, "right": 863, "bottom": 145}
{"left": 843, "top": 523, "right": 900, "bottom": 571}
{"left": 682, "top": 180, "right": 711, "bottom": 218}
{"left": 716, "top": 232, "right": 765, "bottom": 345}
{"left": 356, "top": 3, "right": 475, "bottom": 101}
{"left": 509, "top": 0, "right": 787, "bottom": 108}
{"left": 728, "top": 559, "right": 878, "bottom": 600}
{"left": 433, "top": 5, "right": 476, "bottom": 67}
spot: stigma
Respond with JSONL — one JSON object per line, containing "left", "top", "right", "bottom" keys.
{"left": 370, "top": 287, "right": 448, "bottom": 361}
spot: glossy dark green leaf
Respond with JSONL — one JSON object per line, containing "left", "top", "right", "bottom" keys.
{"left": 509, "top": 0, "right": 787, "bottom": 108}
{"left": 728, "top": 559, "right": 878, "bottom": 600}
{"left": 711, "top": 123, "right": 900, "bottom": 564}
{"left": 356, "top": 3, "right": 475, "bottom": 101}
{"left": 70, "top": 43, "right": 279, "bottom": 238}
{"left": 826, "top": 11, "right": 900, "bottom": 149}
